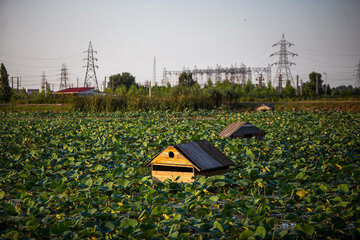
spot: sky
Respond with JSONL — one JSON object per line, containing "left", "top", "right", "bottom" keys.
{"left": 0, "top": 0, "right": 359, "bottom": 91}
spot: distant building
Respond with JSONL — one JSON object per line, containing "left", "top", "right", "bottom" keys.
{"left": 54, "top": 87, "right": 95, "bottom": 95}
{"left": 27, "top": 89, "right": 39, "bottom": 95}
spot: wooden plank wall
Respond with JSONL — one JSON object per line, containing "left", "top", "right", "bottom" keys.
{"left": 152, "top": 170, "right": 194, "bottom": 183}
{"left": 152, "top": 146, "right": 193, "bottom": 166}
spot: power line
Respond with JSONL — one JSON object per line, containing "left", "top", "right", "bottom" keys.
{"left": 0, "top": 49, "right": 83, "bottom": 61}
{"left": 296, "top": 44, "right": 360, "bottom": 57}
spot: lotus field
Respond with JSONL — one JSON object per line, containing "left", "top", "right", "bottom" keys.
{"left": 0, "top": 110, "right": 359, "bottom": 239}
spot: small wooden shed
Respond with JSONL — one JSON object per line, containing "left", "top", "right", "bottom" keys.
{"left": 220, "top": 122, "right": 266, "bottom": 140}
{"left": 256, "top": 103, "right": 275, "bottom": 111}
{"left": 146, "top": 140, "right": 234, "bottom": 183}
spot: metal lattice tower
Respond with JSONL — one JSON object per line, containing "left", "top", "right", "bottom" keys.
{"left": 59, "top": 63, "right": 69, "bottom": 90}
{"left": 270, "top": 34, "right": 298, "bottom": 88}
{"left": 83, "top": 41, "right": 99, "bottom": 90}
{"left": 41, "top": 71, "right": 46, "bottom": 90}
{"left": 153, "top": 56, "right": 156, "bottom": 85}
{"left": 356, "top": 58, "right": 360, "bottom": 88}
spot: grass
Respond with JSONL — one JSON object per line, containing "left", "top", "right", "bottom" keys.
{"left": 1, "top": 100, "right": 360, "bottom": 112}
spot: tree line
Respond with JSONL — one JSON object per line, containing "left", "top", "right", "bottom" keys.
{"left": 1, "top": 63, "right": 359, "bottom": 110}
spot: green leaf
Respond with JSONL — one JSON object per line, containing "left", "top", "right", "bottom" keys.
{"left": 294, "top": 223, "right": 315, "bottom": 235}
{"left": 240, "top": 229, "right": 254, "bottom": 240}
{"left": 26, "top": 218, "right": 40, "bottom": 231}
{"left": 295, "top": 172, "right": 309, "bottom": 180}
{"left": 246, "top": 149, "right": 255, "bottom": 159}
{"left": 337, "top": 184, "right": 349, "bottom": 192}
{"left": 209, "top": 196, "right": 219, "bottom": 202}
{"left": 284, "top": 213, "right": 298, "bottom": 221}
{"left": 118, "top": 179, "right": 130, "bottom": 188}
{"left": 103, "top": 221, "right": 115, "bottom": 232}
{"left": 150, "top": 206, "right": 170, "bottom": 217}
{"left": 168, "top": 231, "right": 179, "bottom": 238}
{"left": 89, "top": 208, "right": 97, "bottom": 214}
{"left": 81, "top": 177, "right": 93, "bottom": 187}
{"left": 4, "top": 231, "right": 21, "bottom": 240}
{"left": 273, "top": 149, "right": 283, "bottom": 155}
{"left": 0, "top": 190, "right": 5, "bottom": 200}
{"left": 121, "top": 218, "right": 138, "bottom": 228}
{"left": 50, "top": 221, "right": 70, "bottom": 235}
{"left": 254, "top": 226, "right": 266, "bottom": 239}
{"left": 104, "top": 182, "right": 114, "bottom": 190}
{"left": 213, "top": 221, "right": 223, "bottom": 233}
{"left": 279, "top": 230, "right": 288, "bottom": 238}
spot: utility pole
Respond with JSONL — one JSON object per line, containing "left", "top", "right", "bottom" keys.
{"left": 259, "top": 74, "right": 263, "bottom": 88}
{"left": 77, "top": 77, "right": 79, "bottom": 88}
{"left": 104, "top": 76, "right": 107, "bottom": 92}
{"left": 323, "top": 72, "right": 327, "bottom": 96}
{"left": 270, "top": 34, "right": 298, "bottom": 89}
{"left": 316, "top": 74, "right": 319, "bottom": 95}
{"left": 83, "top": 41, "right": 99, "bottom": 90}
{"left": 17, "top": 77, "right": 20, "bottom": 90}
{"left": 153, "top": 56, "right": 156, "bottom": 86}
{"left": 296, "top": 75, "right": 299, "bottom": 96}
{"left": 149, "top": 80, "right": 152, "bottom": 98}
{"left": 45, "top": 80, "right": 48, "bottom": 96}
{"left": 300, "top": 79, "right": 303, "bottom": 96}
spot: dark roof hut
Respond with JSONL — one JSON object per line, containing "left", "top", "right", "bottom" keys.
{"left": 220, "top": 122, "right": 266, "bottom": 140}
{"left": 256, "top": 103, "right": 275, "bottom": 111}
{"left": 146, "top": 140, "right": 234, "bottom": 183}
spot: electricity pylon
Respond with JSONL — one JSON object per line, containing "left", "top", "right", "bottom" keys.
{"left": 41, "top": 71, "right": 46, "bottom": 91}
{"left": 356, "top": 58, "right": 360, "bottom": 88}
{"left": 59, "top": 63, "right": 68, "bottom": 90}
{"left": 83, "top": 41, "right": 99, "bottom": 90}
{"left": 270, "top": 34, "right": 298, "bottom": 90}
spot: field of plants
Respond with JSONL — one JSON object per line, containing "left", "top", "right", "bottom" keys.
{"left": 0, "top": 110, "right": 359, "bottom": 239}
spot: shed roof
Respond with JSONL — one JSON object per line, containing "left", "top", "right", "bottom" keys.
{"left": 219, "top": 122, "right": 265, "bottom": 138}
{"left": 55, "top": 87, "right": 94, "bottom": 94}
{"left": 147, "top": 140, "right": 234, "bottom": 172}
{"left": 257, "top": 103, "right": 275, "bottom": 110}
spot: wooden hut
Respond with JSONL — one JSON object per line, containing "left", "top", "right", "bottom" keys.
{"left": 256, "top": 103, "right": 275, "bottom": 111}
{"left": 146, "top": 140, "right": 234, "bottom": 183}
{"left": 220, "top": 122, "right": 266, "bottom": 140}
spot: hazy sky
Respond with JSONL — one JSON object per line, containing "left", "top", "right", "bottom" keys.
{"left": 0, "top": 0, "right": 359, "bottom": 91}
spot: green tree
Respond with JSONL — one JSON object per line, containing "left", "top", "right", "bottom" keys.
{"left": 0, "top": 63, "right": 12, "bottom": 102}
{"left": 307, "top": 72, "right": 324, "bottom": 96}
{"left": 303, "top": 82, "right": 314, "bottom": 97}
{"left": 178, "top": 72, "right": 196, "bottom": 87}
{"left": 243, "top": 79, "right": 254, "bottom": 93}
{"left": 282, "top": 80, "right": 296, "bottom": 97}
{"left": 108, "top": 72, "right": 136, "bottom": 91}
{"left": 206, "top": 78, "right": 213, "bottom": 87}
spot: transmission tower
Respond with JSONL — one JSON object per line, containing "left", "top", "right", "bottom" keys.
{"left": 41, "top": 71, "right": 46, "bottom": 90}
{"left": 356, "top": 58, "right": 360, "bottom": 88}
{"left": 83, "top": 41, "right": 99, "bottom": 90}
{"left": 270, "top": 34, "right": 298, "bottom": 89}
{"left": 59, "top": 63, "right": 69, "bottom": 90}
